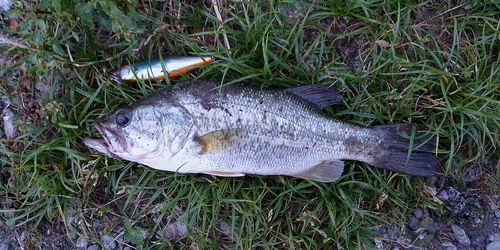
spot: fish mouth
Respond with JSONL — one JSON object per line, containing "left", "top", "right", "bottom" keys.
{"left": 83, "top": 137, "right": 112, "bottom": 157}
{"left": 83, "top": 120, "right": 128, "bottom": 158}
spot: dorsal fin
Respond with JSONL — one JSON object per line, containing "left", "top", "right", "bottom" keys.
{"left": 286, "top": 85, "right": 343, "bottom": 109}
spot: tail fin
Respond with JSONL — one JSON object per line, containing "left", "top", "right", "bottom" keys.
{"left": 371, "top": 124, "right": 438, "bottom": 176}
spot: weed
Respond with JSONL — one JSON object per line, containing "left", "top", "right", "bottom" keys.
{"left": 0, "top": 0, "right": 499, "bottom": 249}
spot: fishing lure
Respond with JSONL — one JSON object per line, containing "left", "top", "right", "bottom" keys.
{"left": 109, "top": 56, "right": 213, "bottom": 83}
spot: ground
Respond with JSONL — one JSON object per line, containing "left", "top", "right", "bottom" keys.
{"left": 1, "top": 0, "right": 500, "bottom": 249}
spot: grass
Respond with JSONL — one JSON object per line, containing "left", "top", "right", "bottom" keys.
{"left": 1, "top": 0, "right": 499, "bottom": 248}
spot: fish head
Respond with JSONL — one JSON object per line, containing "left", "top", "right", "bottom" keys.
{"left": 84, "top": 101, "right": 195, "bottom": 167}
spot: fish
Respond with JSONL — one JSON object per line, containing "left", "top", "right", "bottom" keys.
{"left": 83, "top": 80, "right": 438, "bottom": 182}
{"left": 109, "top": 56, "right": 213, "bottom": 83}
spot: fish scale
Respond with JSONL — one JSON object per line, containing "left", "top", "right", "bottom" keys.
{"left": 84, "top": 80, "right": 438, "bottom": 182}
{"left": 180, "top": 95, "right": 344, "bottom": 169}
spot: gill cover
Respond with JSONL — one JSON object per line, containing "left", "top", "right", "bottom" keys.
{"left": 121, "top": 103, "right": 195, "bottom": 163}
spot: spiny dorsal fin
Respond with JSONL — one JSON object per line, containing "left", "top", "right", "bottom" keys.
{"left": 194, "top": 129, "right": 245, "bottom": 154}
{"left": 286, "top": 85, "right": 343, "bottom": 109}
{"left": 291, "top": 160, "right": 345, "bottom": 182}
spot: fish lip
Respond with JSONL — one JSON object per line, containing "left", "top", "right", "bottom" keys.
{"left": 86, "top": 119, "right": 129, "bottom": 157}
{"left": 83, "top": 137, "right": 112, "bottom": 157}
{"left": 83, "top": 120, "right": 114, "bottom": 158}
{"left": 93, "top": 120, "right": 110, "bottom": 146}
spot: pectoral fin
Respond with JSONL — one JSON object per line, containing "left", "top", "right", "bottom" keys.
{"left": 202, "top": 171, "right": 245, "bottom": 177}
{"left": 194, "top": 129, "right": 245, "bottom": 154}
{"left": 291, "top": 160, "right": 345, "bottom": 182}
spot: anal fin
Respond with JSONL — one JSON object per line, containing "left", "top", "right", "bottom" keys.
{"left": 203, "top": 171, "right": 245, "bottom": 177}
{"left": 291, "top": 160, "right": 344, "bottom": 182}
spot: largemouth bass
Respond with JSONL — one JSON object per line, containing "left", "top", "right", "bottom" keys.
{"left": 83, "top": 81, "right": 438, "bottom": 182}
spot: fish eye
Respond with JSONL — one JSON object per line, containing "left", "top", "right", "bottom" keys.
{"left": 115, "top": 109, "right": 132, "bottom": 127}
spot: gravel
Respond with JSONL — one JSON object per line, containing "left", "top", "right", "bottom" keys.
{"left": 4, "top": 184, "right": 497, "bottom": 249}
{"left": 1, "top": 4, "right": 498, "bottom": 248}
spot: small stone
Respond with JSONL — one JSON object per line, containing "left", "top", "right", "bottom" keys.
{"left": 409, "top": 216, "right": 420, "bottom": 229}
{"left": 68, "top": 216, "right": 76, "bottom": 224}
{"left": 441, "top": 241, "right": 457, "bottom": 250}
{"left": 76, "top": 236, "right": 87, "bottom": 248}
{"left": 413, "top": 208, "right": 424, "bottom": 219}
{"left": 378, "top": 226, "right": 387, "bottom": 235}
{"left": 434, "top": 220, "right": 446, "bottom": 231}
{"left": 87, "top": 244, "right": 101, "bottom": 250}
{"left": 140, "top": 228, "right": 150, "bottom": 238}
{"left": 470, "top": 235, "right": 485, "bottom": 246}
{"left": 217, "top": 220, "right": 231, "bottom": 237}
{"left": 374, "top": 238, "right": 383, "bottom": 248}
{"left": 101, "top": 235, "right": 117, "bottom": 250}
{"left": 490, "top": 233, "right": 500, "bottom": 242}
{"left": 495, "top": 210, "right": 500, "bottom": 218}
{"left": 2, "top": 106, "right": 16, "bottom": 139}
{"left": 451, "top": 224, "right": 470, "bottom": 246}
{"left": 158, "top": 220, "right": 188, "bottom": 240}
{"left": 92, "top": 222, "right": 102, "bottom": 231}
{"left": 437, "top": 190, "right": 449, "bottom": 201}
{"left": 19, "top": 231, "right": 26, "bottom": 243}
{"left": 486, "top": 241, "right": 500, "bottom": 250}
{"left": 0, "top": 242, "right": 13, "bottom": 250}
{"left": 0, "top": 0, "right": 12, "bottom": 12}
{"left": 494, "top": 219, "right": 500, "bottom": 229}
